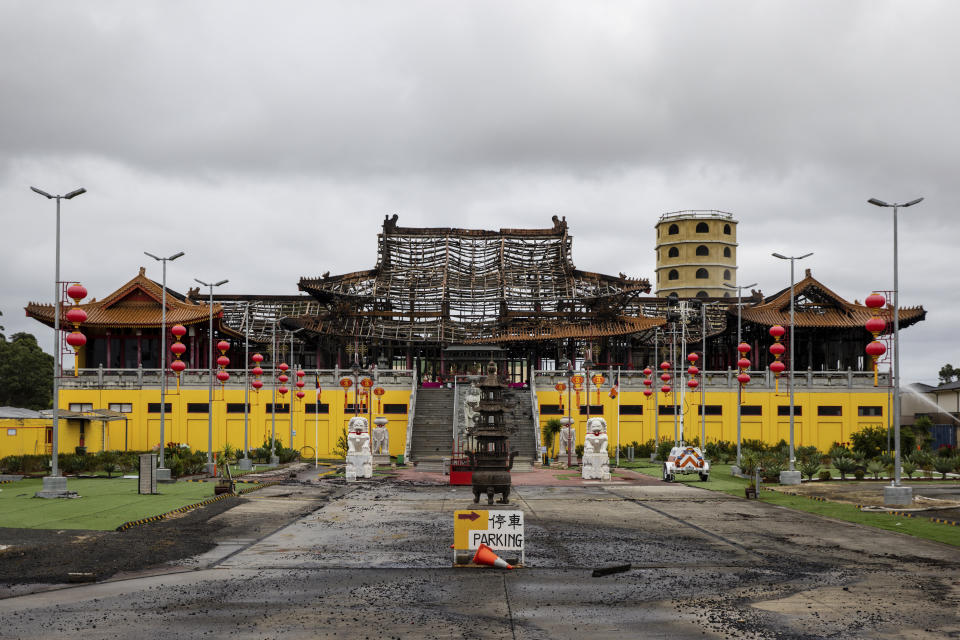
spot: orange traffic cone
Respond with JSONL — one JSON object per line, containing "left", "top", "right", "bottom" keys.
{"left": 472, "top": 543, "right": 513, "bottom": 569}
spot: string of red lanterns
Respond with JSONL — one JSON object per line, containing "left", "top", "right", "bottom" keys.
{"left": 642, "top": 366, "right": 653, "bottom": 397}
{"left": 865, "top": 292, "right": 887, "bottom": 387}
{"left": 296, "top": 369, "right": 306, "bottom": 400}
{"left": 277, "top": 362, "right": 289, "bottom": 406}
{"left": 170, "top": 324, "right": 188, "bottom": 389}
{"left": 65, "top": 283, "right": 87, "bottom": 376}
{"left": 659, "top": 360, "right": 671, "bottom": 395}
{"left": 736, "top": 342, "right": 751, "bottom": 387}
{"left": 768, "top": 325, "right": 786, "bottom": 392}
{"left": 250, "top": 353, "right": 264, "bottom": 395}
{"left": 216, "top": 341, "right": 231, "bottom": 393}
{"left": 686, "top": 352, "right": 699, "bottom": 389}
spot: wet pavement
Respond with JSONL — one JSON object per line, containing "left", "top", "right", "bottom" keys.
{"left": 0, "top": 478, "right": 958, "bottom": 638}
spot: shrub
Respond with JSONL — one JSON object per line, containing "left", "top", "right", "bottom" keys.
{"left": 936, "top": 444, "right": 955, "bottom": 458}
{"left": 541, "top": 419, "right": 562, "bottom": 457}
{"left": 739, "top": 450, "right": 759, "bottom": 476}
{"left": 656, "top": 439, "right": 674, "bottom": 462}
{"left": 1, "top": 456, "right": 22, "bottom": 473}
{"left": 221, "top": 443, "right": 236, "bottom": 463}
{"left": 909, "top": 451, "right": 934, "bottom": 471}
{"left": 99, "top": 451, "right": 121, "bottom": 478}
{"left": 333, "top": 429, "right": 348, "bottom": 459}
{"left": 800, "top": 457, "right": 822, "bottom": 481}
{"left": 833, "top": 456, "right": 857, "bottom": 480}
{"left": 853, "top": 468, "right": 865, "bottom": 480}
{"left": 828, "top": 445, "right": 849, "bottom": 462}
{"left": 575, "top": 444, "right": 584, "bottom": 458}
{"left": 637, "top": 439, "right": 656, "bottom": 458}
{"left": 795, "top": 445, "right": 820, "bottom": 465}
{"left": 817, "top": 470, "right": 832, "bottom": 482}
{"left": 866, "top": 459, "right": 886, "bottom": 479}
{"left": 278, "top": 447, "right": 299, "bottom": 464}
{"left": 741, "top": 439, "right": 767, "bottom": 453}
{"left": 900, "top": 460, "right": 917, "bottom": 479}
{"left": 851, "top": 425, "right": 888, "bottom": 459}
{"left": 933, "top": 456, "right": 955, "bottom": 480}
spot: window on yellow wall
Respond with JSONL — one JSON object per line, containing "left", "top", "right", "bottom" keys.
{"left": 697, "top": 405, "right": 722, "bottom": 415}
{"left": 778, "top": 405, "right": 803, "bottom": 416}
{"left": 858, "top": 406, "right": 883, "bottom": 416}
{"left": 187, "top": 403, "right": 208, "bottom": 413}
{"left": 539, "top": 404, "right": 564, "bottom": 415}
{"left": 69, "top": 403, "right": 93, "bottom": 412}
{"left": 108, "top": 403, "right": 132, "bottom": 413}
{"left": 817, "top": 406, "right": 841, "bottom": 417}
{"left": 741, "top": 405, "right": 762, "bottom": 416}
{"left": 147, "top": 403, "right": 171, "bottom": 413}
{"left": 303, "top": 403, "right": 330, "bottom": 414}
{"left": 384, "top": 403, "right": 407, "bottom": 414}
{"left": 264, "top": 403, "right": 290, "bottom": 413}
{"left": 578, "top": 405, "right": 604, "bottom": 415}
{"left": 619, "top": 405, "right": 643, "bottom": 415}
{"left": 226, "top": 403, "right": 250, "bottom": 413}
{"left": 658, "top": 405, "right": 676, "bottom": 415}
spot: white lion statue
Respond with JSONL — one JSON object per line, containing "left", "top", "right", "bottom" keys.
{"left": 371, "top": 420, "right": 389, "bottom": 455}
{"left": 583, "top": 417, "right": 608, "bottom": 455}
{"left": 347, "top": 416, "right": 371, "bottom": 454}
{"left": 558, "top": 424, "right": 575, "bottom": 456}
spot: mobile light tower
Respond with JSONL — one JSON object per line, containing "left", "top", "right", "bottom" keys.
{"left": 31, "top": 186, "right": 86, "bottom": 499}
{"left": 724, "top": 280, "right": 757, "bottom": 475}
{"left": 195, "top": 277, "right": 228, "bottom": 475}
{"left": 869, "top": 196, "right": 924, "bottom": 507}
{"left": 145, "top": 250, "right": 185, "bottom": 482}
{"left": 771, "top": 252, "right": 812, "bottom": 485}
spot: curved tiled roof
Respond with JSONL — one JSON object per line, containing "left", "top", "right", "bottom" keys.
{"left": 25, "top": 268, "right": 241, "bottom": 337}
{"left": 735, "top": 269, "right": 925, "bottom": 330}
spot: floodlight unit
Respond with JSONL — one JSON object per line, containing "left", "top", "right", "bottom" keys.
{"left": 144, "top": 251, "right": 185, "bottom": 481}
{"left": 30, "top": 186, "right": 86, "bottom": 498}
{"left": 868, "top": 196, "right": 924, "bottom": 507}
{"left": 195, "top": 277, "right": 228, "bottom": 474}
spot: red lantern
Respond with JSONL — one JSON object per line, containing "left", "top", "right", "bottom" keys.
{"left": 279, "top": 386, "right": 289, "bottom": 396}
{"left": 687, "top": 365, "right": 699, "bottom": 376}
{"left": 687, "top": 379, "right": 699, "bottom": 389}
{"left": 296, "top": 391, "right": 305, "bottom": 399}
{"left": 866, "top": 341, "right": 886, "bottom": 358}
{"left": 360, "top": 377, "right": 374, "bottom": 390}
{"left": 171, "top": 342, "right": 187, "bottom": 356}
{"left": 737, "top": 373, "right": 751, "bottom": 386}
{"left": 660, "top": 373, "right": 671, "bottom": 382}
{"left": 373, "top": 386, "right": 385, "bottom": 411}
{"left": 279, "top": 363, "right": 290, "bottom": 372}
{"left": 217, "top": 355, "right": 230, "bottom": 367}
{"left": 643, "top": 367, "right": 653, "bottom": 376}
{"left": 278, "top": 373, "right": 289, "bottom": 384}
{"left": 660, "top": 361, "right": 670, "bottom": 370}
{"left": 591, "top": 374, "right": 604, "bottom": 387}
{"left": 643, "top": 378, "right": 652, "bottom": 386}
{"left": 769, "top": 325, "right": 786, "bottom": 339}
{"left": 737, "top": 343, "right": 751, "bottom": 355}
{"left": 66, "top": 283, "right": 87, "bottom": 303}
{"left": 865, "top": 317, "right": 886, "bottom": 335}
{"left": 770, "top": 361, "right": 786, "bottom": 374}
{"left": 66, "top": 331, "right": 86, "bottom": 348}
{"left": 687, "top": 353, "right": 699, "bottom": 363}
{"left": 643, "top": 389, "right": 653, "bottom": 397}
{"left": 570, "top": 374, "right": 584, "bottom": 406}
{"left": 296, "top": 380, "right": 305, "bottom": 388}
{"left": 340, "top": 377, "right": 353, "bottom": 409}
{"left": 297, "top": 369, "right": 305, "bottom": 378}
{"left": 171, "top": 360, "right": 186, "bottom": 373}
{"left": 865, "top": 293, "right": 886, "bottom": 309}
{"left": 250, "top": 379, "right": 262, "bottom": 390}
{"left": 217, "top": 340, "right": 230, "bottom": 353}
{"left": 66, "top": 308, "right": 87, "bottom": 324}
{"left": 661, "top": 385, "right": 672, "bottom": 394}
{"left": 769, "top": 342, "right": 786, "bottom": 357}
{"left": 251, "top": 352, "right": 263, "bottom": 363}
{"left": 170, "top": 325, "right": 187, "bottom": 386}
{"left": 171, "top": 325, "right": 187, "bottom": 338}
{"left": 737, "top": 358, "right": 752, "bottom": 370}
{"left": 217, "top": 370, "right": 230, "bottom": 383}
{"left": 251, "top": 366, "right": 263, "bottom": 377}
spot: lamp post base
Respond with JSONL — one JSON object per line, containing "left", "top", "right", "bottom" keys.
{"left": 34, "top": 475, "right": 79, "bottom": 499}
{"left": 884, "top": 484, "right": 913, "bottom": 506}
{"left": 238, "top": 457, "right": 253, "bottom": 471}
{"left": 269, "top": 455, "right": 279, "bottom": 466}
{"left": 156, "top": 467, "right": 173, "bottom": 483}
{"left": 730, "top": 465, "right": 742, "bottom": 476}
{"left": 779, "top": 470, "right": 802, "bottom": 485}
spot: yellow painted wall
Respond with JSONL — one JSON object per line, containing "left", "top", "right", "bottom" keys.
{"left": 537, "top": 389, "right": 889, "bottom": 453}
{"left": 1, "top": 387, "right": 412, "bottom": 458}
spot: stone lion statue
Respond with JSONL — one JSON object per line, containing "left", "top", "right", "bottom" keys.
{"left": 583, "top": 417, "right": 608, "bottom": 455}
{"left": 347, "top": 416, "right": 371, "bottom": 454}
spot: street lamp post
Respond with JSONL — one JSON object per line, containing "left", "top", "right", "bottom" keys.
{"left": 195, "top": 278, "right": 228, "bottom": 475}
{"left": 145, "top": 251, "right": 184, "bottom": 482}
{"left": 31, "top": 186, "right": 85, "bottom": 499}
{"left": 869, "top": 196, "right": 924, "bottom": 507}
{"left": 771, "top": 252, "right": 812, "bottom": 485}
{"left": 724, "top": 280, "right": 757, "bottom": 474}
{"left": 239, "top": 302, "right": 253, "bottom": 471}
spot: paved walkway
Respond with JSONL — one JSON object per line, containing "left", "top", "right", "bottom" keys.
{"left": 394, "top": 464, "right": 663, "bottom": 486}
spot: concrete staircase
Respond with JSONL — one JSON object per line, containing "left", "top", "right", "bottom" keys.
{"left": 409, "top": 388, "right": 455, "bottom": 471}
{"left": 507, "top": 390, "right": 538, "bottom": 471}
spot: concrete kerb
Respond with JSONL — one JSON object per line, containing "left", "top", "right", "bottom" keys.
{"left": 764, "top": 486, "right": 960, "bottom": 528}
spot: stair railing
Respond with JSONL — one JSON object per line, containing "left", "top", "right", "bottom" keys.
{"left": 530, "top": 370, "right": 541, "bottom": 456}
{"left": 404, "top": 375, "right": 417, "bottom": 461}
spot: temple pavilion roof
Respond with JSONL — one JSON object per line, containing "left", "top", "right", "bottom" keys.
{"left": 293, "top": 215, "right": 659, "bottom": 344}
{"left": 26, "top": 267, "right": 241, "bottom": 337}
{"left": 734, "top": 269, "right": 925, "bottom": 331}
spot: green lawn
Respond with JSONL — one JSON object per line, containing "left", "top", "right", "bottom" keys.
{"left": 621, "top": 460, "right": 960, "bottom": 546}
{"left": 0, "top": 478, "right": 215, "bottom": 531}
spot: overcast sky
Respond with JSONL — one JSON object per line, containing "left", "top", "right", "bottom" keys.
{"left": 1, "top": 0, "right": 957, "bottom": 384}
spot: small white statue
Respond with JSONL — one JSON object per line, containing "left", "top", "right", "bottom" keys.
{"left": 583, "top": 417, "right": 609, "bottom": 455}
{"left": 345, "top": 416, "right": 373, "bottom": 480}
{"left": 557, "top": 424, "right": 576, "bottom": 456}
{"left": 581, "top": 417, "right": 611, "bottom": 481}
{"left": 371, "top": 419, "right": 389, "bottom": 455}
{"left": 463, "top": 383, "right": 481, "bottom": 435}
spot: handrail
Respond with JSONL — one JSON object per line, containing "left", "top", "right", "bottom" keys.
{"left": 530, "top": 370, "right": 541, "bottom": 454}
{"left": 404, "top": 374, "right": 417, "bottom": 461}
{"left": 452, "top": 377, "right": 459, "bottom": 450}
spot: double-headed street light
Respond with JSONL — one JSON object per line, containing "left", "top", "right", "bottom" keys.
{"left": 724, "top": 280, "right": 757, "bottom": 473}
{"left": 868, "top": 196, "right": 923, "bottom": 507}
{"left": 31, "top": 186, "right": 85, "bottom": 499}
{"left": 772, "top": 252, "right": 812, "bottom": 485}
{"left": 195, "top": 278, "right": 228, "bottom": 475}
{"left": 145, "top": 251, "right": 185, "bottom": 481}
